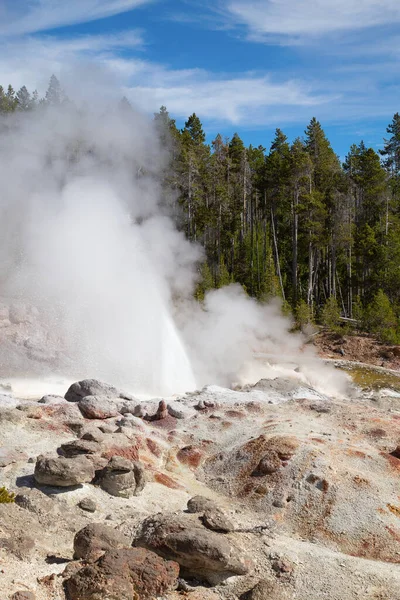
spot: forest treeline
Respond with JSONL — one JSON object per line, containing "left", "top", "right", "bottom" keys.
{"left": 2, "top": 76, "right": 400, "bottom": 342}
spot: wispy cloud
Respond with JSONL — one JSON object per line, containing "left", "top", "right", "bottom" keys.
{"left": 0, "top": 0, "right": 155, "bottom": 36}
{"left": 222, "top": 0, "right": 400, "bottom": 43}
{"left": 0, "top": 33, "right": 334, "bottom": 125}
{"left": 125, "top": 70, "right": 333, "bottom": 124}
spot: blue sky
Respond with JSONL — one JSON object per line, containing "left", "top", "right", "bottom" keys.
{"left": 1, "top": 0, "right": 400, "bottom": 158}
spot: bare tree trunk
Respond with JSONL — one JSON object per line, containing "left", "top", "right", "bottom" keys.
{"left": 271, "top": 206, "right": 285, "bottom": 301}
{"left": 292, "top": 186, "right": 299, "bottom": 303}
{"left": 307, "top": 232, "right": 313, "bottom": 309}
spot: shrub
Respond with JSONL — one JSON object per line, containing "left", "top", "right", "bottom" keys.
{"left": 295, "top": 299, "right": 313, "bottom": 331}
{"left": 364, "top": 289, "right": 399, "bottom": 344}
{"left": 0, "top": 486, "right": 15, "bottom": 503}
{"left": 321, "top": 296, "right": 341, "bottom": 332}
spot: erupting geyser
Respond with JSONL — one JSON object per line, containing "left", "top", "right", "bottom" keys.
{"left": 0, "top": 95, "right": 349, "bottom": 398}
{"left": 0, "top": 103, "right": 198, "bottom": 395}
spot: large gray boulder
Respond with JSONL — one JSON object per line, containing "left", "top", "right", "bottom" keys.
{"left": 65, "top": 379, "right": 134, "bottom": 403}
{"left": 135, "top": 512, "right": 251, "bottom": 584}
{"left": 98, "top": 456, "right": 146, "bottom": 498}
{"left": 34, "top": 455, "right": 95, "bottom": 487}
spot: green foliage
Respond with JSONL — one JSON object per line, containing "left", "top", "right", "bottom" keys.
{"left": 0, "top": 486, "right": 15, "bottom": 503}
{"left": 217, "top": 258, "right": 231, "bottom": 288}
{"left": 295, "top": 300, "right": 313, "bottom": 330}
{"left": 363, "top": 290, "right": 399, "bottom": 343}
{"left": 321, "top": 296, "right": 341, "bottom": 331}
{"left": 352, "top": 295, "right": 364, "bottom": 325}
{"left": 2, "top": 84, "right": 400, "bottom": 342}
{"left": 194, "top": 262, "right": 215, "bottom": 301}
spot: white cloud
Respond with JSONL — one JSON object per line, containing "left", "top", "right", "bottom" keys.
{"left": 0, "top": 0, "right": 154, "bottom": 36}
{"left": 125, "top": 71, "right": 333, "bottom": 124}
{"left": 0, "top": 33, "right": 334, "bottom": 125}
{"left": 0, "top": 33, "right": 144, "bottom": 94}
{"left": 224, "top": 0, "right": 400, "bottom": 41}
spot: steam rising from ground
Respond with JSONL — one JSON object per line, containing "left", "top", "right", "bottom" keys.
{"left": 0, "top": 102, "right": 348, "bottom": 397}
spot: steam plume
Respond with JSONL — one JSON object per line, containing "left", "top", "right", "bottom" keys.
{"left": 0, "top": 99, "right": 348, "bottom": 397}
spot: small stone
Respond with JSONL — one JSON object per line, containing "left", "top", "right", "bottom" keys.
{"left": 59, "top": 439, "right": 100, "bottom": 457}
{"left": 116, "top": 415, "right": 145, "bottom": 430}
{"left": 119, "top": 402, "right": 139, "bottom": 416}
{"left": 145, "top": 400, "right": 168, "bottom": 422}
{"left": 167, "top": 404, "right": 185, "bottom": 419}
{"left": 272, "top": 499, "right": 285, "bottom": 508}
{"left": 98, "top": 456, "right": 146, "bottom": 498}
{"left": 99, "top": 423, "right": 117, "bottom": 434}
{"left": 244, "top": 579, "right": 289, "bottom": 600}
{"left": 187, "top": 496, "right": 217, "bottom": 514}
{"left": 254, "top": 451, "right": 282, "bottom": 475}
{"left": 202, "top": 509, "right": 234, "bottom": 533}
{"left": 271, "top": 558, "right": 294, "bottom": 576}
{"left": 11, "top": 592, "right": 36, "bottom": 600}
{"left": 80, "top": 428, "right": 106, "bottom": 443}
{"left": 133, "top": 404, "right": 147, "bottom": 418}
{"left": 310, "top": 402, "right": 331, "bottom": 413}
{"left": 39, "top": 395, "right": 65, "bottom": 404}
{"left": 79, "top": 498, "right": 97, "bottom": 513}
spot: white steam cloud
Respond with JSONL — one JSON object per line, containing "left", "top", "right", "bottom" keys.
{"left": 0, "top": 99, "right": 348, "bottom": 397}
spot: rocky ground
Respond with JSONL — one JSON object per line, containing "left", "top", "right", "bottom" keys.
{"left": 0, "top": 373, "right": 399, "bottom": 600}
{"left": 315, "top": 330, "right": 400, "bottom": 371}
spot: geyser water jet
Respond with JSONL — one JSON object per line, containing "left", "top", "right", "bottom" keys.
{"left": 0, "top": 104, "right": 198, "bottom": 395}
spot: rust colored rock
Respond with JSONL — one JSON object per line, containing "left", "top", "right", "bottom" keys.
{"left": 144, "top": 400, "right": 168, "bottom": 422}
{"left": 73, "top": 523, "right": 130, "bottom": 561}
{"left": 177, "top": 445, "right": 203, "bottom": 468}
{"left": 267, "top": 436, "right": 299, "bottom": 461}
{"left": 254, "top": 450, "right": 282, "bottom": 475}
{"left": 102, "top": 444, "right": 140, "bottom": 462}
{"left": 271, "top": 558, "right": 294, "bottom": 577}
{"left": 65, "top": 547, "right": 179, "bottom": 600}
{"left": 154, "top": 472, "right": 184, "bottom": 490}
